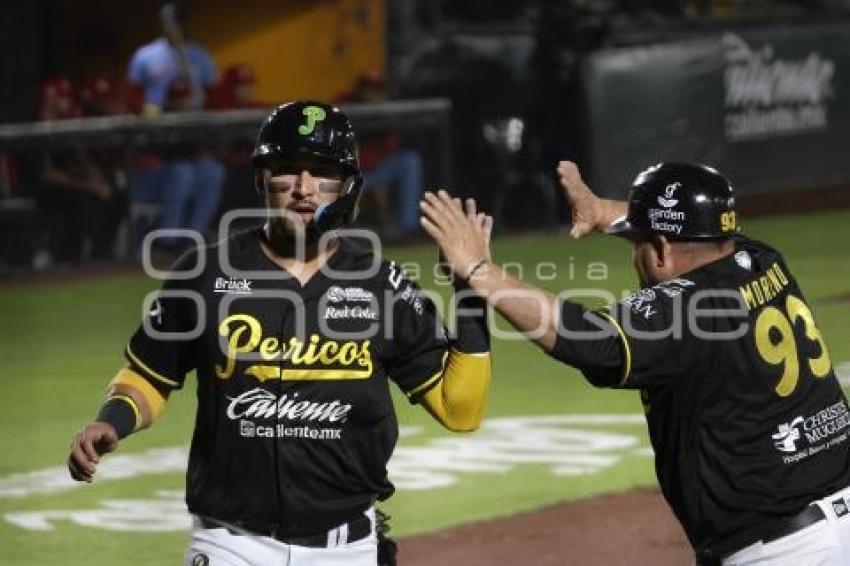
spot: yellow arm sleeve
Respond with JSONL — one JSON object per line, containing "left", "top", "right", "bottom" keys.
{"left": 416, "top": 349, "right": 491, "bottom": 432}
{"left": 107, "top": 366, "right": 169, "bottom": 428}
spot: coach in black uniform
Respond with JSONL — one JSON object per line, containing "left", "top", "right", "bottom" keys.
{"left": 421, "top": 161, "right": 850, "bottom": 565}
{"left": 67, "top": 101, "right": 492, "bottom": 566}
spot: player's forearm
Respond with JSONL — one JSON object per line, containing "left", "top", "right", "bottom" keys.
{"left": 452, "top": 286, "right": 490, "bottom": 354}
{"left": 104, "top": 367, "right": 169, "bottom": 433}
{"left": 467, "top": 263, "right": 561, "bottom": 352}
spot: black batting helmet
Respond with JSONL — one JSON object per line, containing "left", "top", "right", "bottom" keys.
{"left": 607, "top": 162, "right": 738, "bottom": 240}
{"left": 252, "top": 100, "right": 360, "bottom": 176}
{"left": 252, "top": 101, "right": 363, "bottom": 231}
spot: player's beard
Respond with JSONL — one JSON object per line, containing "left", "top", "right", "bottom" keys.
{"left": 264, "top": 215, "right": 327, "bottom": 257}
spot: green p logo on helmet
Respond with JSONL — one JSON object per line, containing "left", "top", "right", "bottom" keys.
{"left": 298, "top": 105, "right": 327, "bottom": 135}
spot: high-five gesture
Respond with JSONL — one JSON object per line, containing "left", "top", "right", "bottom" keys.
{"left": 420, "top": 191, "right": 493, "bottom": 280}
{"left": 557, "top": 161, "right": 627, "bottom": 239}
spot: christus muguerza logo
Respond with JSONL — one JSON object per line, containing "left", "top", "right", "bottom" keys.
{"left": 772, "top": 416, "right": 804, "bottom": 453}
{"left": 772, "top": 401, "right": 850, "bottom": 463}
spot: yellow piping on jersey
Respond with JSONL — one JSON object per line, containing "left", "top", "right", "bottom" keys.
{"left": 125, "top": 345, "right": 180, "bottom": 388}
{"left": 596, "top": 311, "right": 632, "bottom": 385}
{"left": 408, "top": 371, "right": 442, "bottom": 398}
{"left": 407, "top": 350, "right": 449, "bottom": 398}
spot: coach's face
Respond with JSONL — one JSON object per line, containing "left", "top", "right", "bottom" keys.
{"left": 259, "top": 165, "right": 342, "bottom": 237}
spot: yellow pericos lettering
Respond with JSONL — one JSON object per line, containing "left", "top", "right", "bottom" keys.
{"left": 215, "top": 314, "right": 263, "bottom": 379}
{"left": 215, "top": 313, "right": 373, "bottom": 381}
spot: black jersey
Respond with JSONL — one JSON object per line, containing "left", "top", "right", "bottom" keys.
{"left": 552, "top": 236, "right": 850, "bottom": 551}
{"left": 125, "top": 231, "right": 448, "bottom": 536}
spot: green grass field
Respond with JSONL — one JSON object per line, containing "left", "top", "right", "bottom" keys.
{"left": 2, "top": 210, "right": 849, "bottom": 565}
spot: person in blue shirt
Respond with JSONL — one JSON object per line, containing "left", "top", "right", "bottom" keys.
{"left": 128, "top": 2, "right": 216, "bottom": 114}
{"left": 127, "top": 2, "right": 224, "bottom": 251}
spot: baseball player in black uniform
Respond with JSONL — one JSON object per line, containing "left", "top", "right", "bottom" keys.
{"left": 67, "top": 101, "right": 492, "bottom": 566}
{"left": 420, "top": 161, "right": 850, "bottom": 565}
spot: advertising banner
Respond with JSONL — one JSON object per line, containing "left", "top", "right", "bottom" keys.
{"left": 584, "top": 23, "right": 850, "bottom": 198}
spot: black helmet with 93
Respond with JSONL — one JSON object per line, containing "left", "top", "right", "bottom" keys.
{"left": 252, "top": 100, "right": 363, "bottom": 233}
{"left": 607, "top": 162, "right": 739, "bottom": 240}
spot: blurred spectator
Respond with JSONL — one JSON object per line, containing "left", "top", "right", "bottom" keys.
{"left": 210, "top": 64, "right": 268, "bottom": 226}
{"left": 78, "top": 76, "right": 127, "bottom": 117}
{"left": 38, "top": 78, "right": 82, "bottom": 121}
{"left": 341, "top": 71, "right": 424, "bottom": 240}
{"left": 209, "top": 63, "right": 267, "bottom": 110}
{"left": 126, "top": 2, "right": 224, "bottom": 251}
{"left": 165, "top": 76, "right": 193, "bottom": 112}
{"left": 127, "top": 2, "right": 215, "bottom": 115}
{"left": 33, "top": 78, "right": 125, "bottom": 264}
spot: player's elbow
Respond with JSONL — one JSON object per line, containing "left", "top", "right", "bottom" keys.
{"left": 452, "top": 419, "right": 482, "bottom": 433}
{"left": 441, "top": 413, "right": 483, "bottom": 433}
{"left": 422, "top": 392, "right": 486, "bottom": 432}
{"left": 437, "top": 394, "right": 487, "bottom": 432}
{"left": 419, "top": 351, "right": 491, "bottom": 432}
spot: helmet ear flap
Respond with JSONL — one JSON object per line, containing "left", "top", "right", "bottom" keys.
{"left": 313, "top": 174, "right": 364, "bottom": 233}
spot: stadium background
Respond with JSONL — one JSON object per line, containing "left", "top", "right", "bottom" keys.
{"left": 2, "top": 1, "right": 850, "bottom": 564}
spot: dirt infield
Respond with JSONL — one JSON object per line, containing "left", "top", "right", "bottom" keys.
{"left": 400, "top": 488, "right": 692, "bottom": 566}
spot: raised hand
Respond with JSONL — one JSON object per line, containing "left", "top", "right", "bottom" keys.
{"left": 557, "top": 161, "right": 605, "bottom": 239}
{"left": 420, "top": 191, "right": 492, "bottom": 280}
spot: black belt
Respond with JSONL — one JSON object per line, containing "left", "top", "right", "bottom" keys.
{"left": 762, "top": 504, "right": 826, "bottom": 544}
{"left": 198, "top": 513, "right": 372, "bottom": 548}
{"left": 697, "top": 504, "right": 826, "bottom": 566}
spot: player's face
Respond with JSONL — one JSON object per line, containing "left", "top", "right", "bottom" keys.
{"left": 261, "top": 166, "right": 342, "bottom": 237}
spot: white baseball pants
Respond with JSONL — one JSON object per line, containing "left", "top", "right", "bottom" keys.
{"left": 184, "top": 508, "right": 378, "bottom": 566}
{"left": 723, "top": 486, "right": 850, "bottom": 565}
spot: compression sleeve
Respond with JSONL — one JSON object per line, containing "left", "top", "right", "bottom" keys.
{"left": 108, "top": 366, "right": 168, "bottom": 421}
{"left": 414, "top": 288, "right": 491, "bottom": 431}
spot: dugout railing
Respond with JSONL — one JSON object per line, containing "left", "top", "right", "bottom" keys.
{"left": 0, "top": 98, "right": 452, "bottom": 272}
